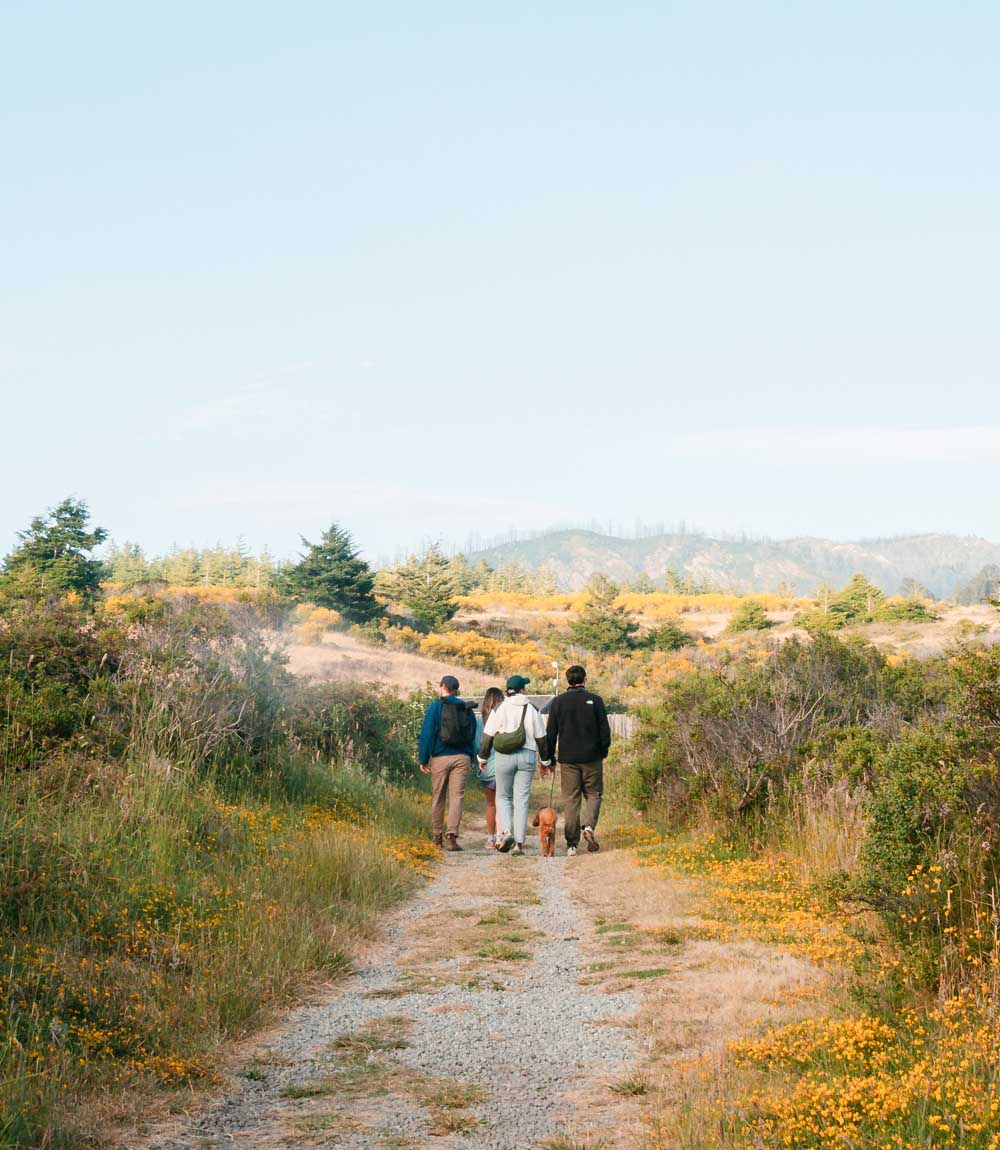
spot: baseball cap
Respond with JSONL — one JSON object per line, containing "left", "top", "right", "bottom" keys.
{"left": 505, "top": 674, "right": 531, "bottom": 692}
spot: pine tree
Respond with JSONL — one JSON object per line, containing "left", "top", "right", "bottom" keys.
{"left": 726, "top": 600, "right": 773, "bottom": 633}
{"left": 105, "top": 540, "right": 152, "bottom": 587}
{"left": 279, "top": 524, "right": 379, "bottom": 623}
{"left": 570, "top": 575, "right": 639, "bottom": 653}
{"left": 0, "top": 497, "right": 108, "bottom": 600}
{"left": 830, "top": 574, "right": 885, "bottom": 624}
{"left": 644, "top": 618, "right": 695, "bottom": 650}
{"left": 380, "top": 545, "right": 459, "bottom": 630}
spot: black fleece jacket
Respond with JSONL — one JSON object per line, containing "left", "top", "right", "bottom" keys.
{"left": 545, "top": 687, "right": 611, "bottom": 764}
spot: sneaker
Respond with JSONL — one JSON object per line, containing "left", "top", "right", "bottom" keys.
{"left": 444, "top": 833, "right": 463, "bottom": 852}
{"left": 484, "top": 835, "right": 496, "bottom": 850}
{"left": 432, "top": 833, "right": 444, "bottom": 848}
{"left": 511, "top": 843, "right": 524, "bottom": 857}
{"left": 497, "top": 833, "right": 515, "bottom": 853}
{"left": 566, "top": 846, "right": 578, "bottom": 857}
{"left": 583, "top": 826, "right": 600, "bottom": 853}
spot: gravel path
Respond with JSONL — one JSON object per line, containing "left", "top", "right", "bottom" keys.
{"left": 141, "top": 842, "right": 640, "bottom": 1150}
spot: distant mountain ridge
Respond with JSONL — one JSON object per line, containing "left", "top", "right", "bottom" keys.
{"left": 467, "top": 530, "right": 1000, "bottom": 598}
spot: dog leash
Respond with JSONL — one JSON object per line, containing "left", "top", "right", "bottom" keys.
{"left": 548, "top": 765, "right": 557, "bottom": 806}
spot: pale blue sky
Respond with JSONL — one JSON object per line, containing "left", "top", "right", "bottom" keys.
{"left": 2, "top": 2, "right": 998, "bottom": 562}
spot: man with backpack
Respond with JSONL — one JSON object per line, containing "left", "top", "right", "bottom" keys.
{"left": 545, "top": 665, "right": 612, "bottom": 856}
{"left": 418, "top": 675, "right": 478, "bottom": 851}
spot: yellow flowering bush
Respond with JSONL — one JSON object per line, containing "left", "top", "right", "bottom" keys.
{"left": 637, "top": 835, "right": 864, "bottom": 968}
{"left": 419, "top": 631, "right": 554, "bottom": 680}
{"left": 290, "top": 602, "right": 343, "bottom": 644}
{"left": 0, "top": 754, "right": 431, "bottom": 1147}
{"left": 730, "top": 993, "right": 1000, "bottom": 1148}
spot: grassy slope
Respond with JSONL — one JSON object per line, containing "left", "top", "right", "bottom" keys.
{"left": 0, "top": 762, "right": 433, "bottom": 1149}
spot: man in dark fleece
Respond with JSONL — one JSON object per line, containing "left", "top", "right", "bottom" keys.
{"left": 418, "top": 675, "right": 477, "bottom": 851}
{"left": 544, "top": 665, "right": 612, "bottom": 855}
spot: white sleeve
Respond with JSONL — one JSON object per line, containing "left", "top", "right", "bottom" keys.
{"left": 483, "top": 708, "right": 501, "bottom": 736}
{"left": 530, "top": 705, "right": 547, "bottom": 739}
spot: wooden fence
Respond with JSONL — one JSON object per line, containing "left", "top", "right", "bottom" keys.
{"left": 608, "top": 713, "right": 638, "bottom": 739}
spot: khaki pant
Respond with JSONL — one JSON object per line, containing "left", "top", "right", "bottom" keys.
{"left": 430, "top": 754, "right": 470, "bottom": 837}
{"left": 560, "top": 760, "right": 603, "bottom": 847}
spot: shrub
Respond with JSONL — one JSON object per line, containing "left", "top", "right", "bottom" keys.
{"left": 570, "top": 575, "right": 639, "bottom": 653}
{"left": 290, "top": 603, "right": 343, "bottom": 644}
{"left": 0, "top": 599, "right": 123, "bottom": 769}
{"left": 629, "top": 635, "right": 931, "bottom": 819}
{"left": 643, "top": 619, "right": 696, "bottom": 651}
{"left": 726, "top": 600, "right": 772, "bottom": 633}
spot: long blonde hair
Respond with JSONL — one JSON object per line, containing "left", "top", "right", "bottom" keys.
{"left": 481, "top": 687, "right": 504, "bottom": 722}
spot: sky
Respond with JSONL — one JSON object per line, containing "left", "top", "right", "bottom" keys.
{"left": 2, "top": 2, "right": 999, "bottom": 564}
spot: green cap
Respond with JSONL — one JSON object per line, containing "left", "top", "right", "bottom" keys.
{"left": 506, "top": 674, "right": 531, "bottom": 692}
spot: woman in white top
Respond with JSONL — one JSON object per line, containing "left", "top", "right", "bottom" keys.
{"left": 477, "top": 675, "right": 551, "bottom": 855}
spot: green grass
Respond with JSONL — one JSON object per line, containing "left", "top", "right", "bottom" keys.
{"left": 616, "top": 967, "right": 669, "bottom": 980}
{"left": 0, "top": 760, "right": 431, "bottom": 1149}
{"left": 474, "top": 941, "right": 532, "bottom": 961}
{"left": 609, "top": 1073, "right": 649, "bottom": 1096}
{"left": 280, "top": 1080, "right": 337, "bottom": 1099}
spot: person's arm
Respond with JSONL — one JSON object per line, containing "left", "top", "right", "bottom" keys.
{"left": 531, "top": 705, "right": 552, "bottom": 766}
{"left": 479, "top": 705, "right": 500, "bottom": 762}
{"left": 545, "top": 699, "right": 560, "bottom": 765}
{"left": 418, "top": 700, "right": 440, "bottom": 769}
{"left": 472, "top": 714, "right": 485, "bottom": 771}
{"left": 595, "top": 694, "right": 612, "bottom": 758}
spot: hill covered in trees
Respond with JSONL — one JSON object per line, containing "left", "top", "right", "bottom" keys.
{"left": 468, "top": 529, "right": 1000, "bottom": 597}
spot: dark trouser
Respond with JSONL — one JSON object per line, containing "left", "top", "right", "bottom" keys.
{"left": 560, "top": 760, "right": 603, "bottom": 847}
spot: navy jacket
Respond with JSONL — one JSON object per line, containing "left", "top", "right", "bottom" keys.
{"left": 418, "top": 696, "right": 476, "bottom": 765}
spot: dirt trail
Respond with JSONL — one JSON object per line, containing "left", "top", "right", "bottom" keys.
{"left": 133, "top": 834, "right": 826, "bottom": 1150}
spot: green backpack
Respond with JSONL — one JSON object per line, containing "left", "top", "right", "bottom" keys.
{"left": 493, "top": 708, "right": 527, "bottom": 754}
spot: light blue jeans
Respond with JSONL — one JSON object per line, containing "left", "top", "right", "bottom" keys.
{"left": 494, "top": 748, "right": 537, "bottom": 844}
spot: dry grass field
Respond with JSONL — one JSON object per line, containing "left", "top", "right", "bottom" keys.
{"left": 285, "top": 630, "right": 498, "bottom": 695}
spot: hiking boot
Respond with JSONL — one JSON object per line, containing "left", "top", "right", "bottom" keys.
{"left": 566, "top": 845, "right": 578, "bottom": 857}
{"left": 444, "top": 833, "right": 463, "bottom": 852}
{"left": 432, "top": 833, "right": 444, "bottom": 848}
{"left": 583, "top": 826, "right": 600, "bottom": 853}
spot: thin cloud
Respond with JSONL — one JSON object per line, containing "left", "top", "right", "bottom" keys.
{"left": 668, "top": 426, "right": 1000, "bottom": 466}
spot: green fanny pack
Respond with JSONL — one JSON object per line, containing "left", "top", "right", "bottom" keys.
{"left": 493, "top": 710, "right": 526, "bottom": 754}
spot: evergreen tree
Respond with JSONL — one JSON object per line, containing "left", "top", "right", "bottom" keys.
{"left": 830, "top": 574, "right": 885, "bottom": 624}
{"left": 152, "top": 547, "right": 201, "bottom": 586}
{"left": 954, "top": 565, "right": 1000, "bottom": 606}
{"left": 279, "top": 523, "right": 379, "bottom": 622}
{"left": 570, "top": 575, "right": 639, "bottom": 653}
{"left": 664, "top": 567, "right": 696, "bottom": 594}
{"left": 726, "top": 600, "right": 773, "bottom": 633}
{"left": 380, "top": 545, "right": 459, "bottom": 629}
{"left": 1, "top": 497, "right": 108, "bottom": 600}
{"left": 448, "top": 553, "right": 491, "bottom": 594}
{"left": 899, "top": 577, "right": 933, "bottom": 600}
{"left": 814, "top": 583, "right": 835, "bottom": 613}
{"left": 106, "top": 540, "right": 152, "bottom": 587}
{"left": 644, "top": 618, "right": 695, "bottom": 650}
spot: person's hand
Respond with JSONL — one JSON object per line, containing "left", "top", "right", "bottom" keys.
{"left": 419, "top": 763, "right": 431, "bottom": 775}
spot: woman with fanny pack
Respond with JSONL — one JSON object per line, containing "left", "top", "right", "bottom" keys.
{"left": 474, "top": 687, "right": 504, "bottom": 849}
{"left": 477, "top": 675, "right": 551, "bottom": 856}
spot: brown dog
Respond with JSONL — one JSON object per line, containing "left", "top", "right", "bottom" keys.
{"left": 532, "top": 807, "right": 558, "bottom": 857}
